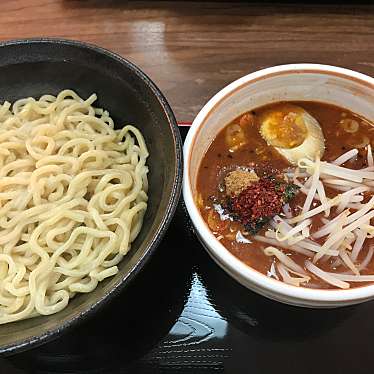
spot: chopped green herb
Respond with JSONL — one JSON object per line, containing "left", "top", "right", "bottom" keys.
{"left": 283, "top": 183, "right": 300, "bottom": 202}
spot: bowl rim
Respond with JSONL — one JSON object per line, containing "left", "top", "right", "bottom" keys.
{"left": 0, "top": 37, "right": 183, "bottom": 355}
{"left": 183, "top": 63, "right": 374, "bottom": 305}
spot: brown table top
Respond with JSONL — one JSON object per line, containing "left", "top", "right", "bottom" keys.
{"left": 1, "top": 1, "right": 373, "bottom": 121}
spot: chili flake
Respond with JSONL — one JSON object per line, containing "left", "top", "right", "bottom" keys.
{"left": 227, "top": 177, "right": 299, "bottom": 234}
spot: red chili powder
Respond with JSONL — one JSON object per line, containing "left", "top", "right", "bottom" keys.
{"left": 230, "top": 178, "right": 285, "bottom": 225}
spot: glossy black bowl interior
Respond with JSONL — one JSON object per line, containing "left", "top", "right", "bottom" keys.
{"left": 0, "top": 39, "right": 182, "bottom": 355}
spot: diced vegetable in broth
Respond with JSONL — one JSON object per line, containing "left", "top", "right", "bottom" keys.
{"left": 225, "top": 123, "right": 247, "bottom": 151}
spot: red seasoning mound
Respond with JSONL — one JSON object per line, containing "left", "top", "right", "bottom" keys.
{"left": 227, "top": 178, "right": 299, "bottom": 234}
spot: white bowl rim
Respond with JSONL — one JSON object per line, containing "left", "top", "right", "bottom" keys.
{"left": 183, "top": 63, "right": 374, "bottom": 303}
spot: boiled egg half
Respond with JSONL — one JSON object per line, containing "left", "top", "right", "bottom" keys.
{"left": 259, "top": 103, "right": 325, "bottom": 165}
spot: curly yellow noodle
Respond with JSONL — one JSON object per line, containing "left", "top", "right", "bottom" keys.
{"left": 0, "top": 90, "right": 148, "bottom": 323}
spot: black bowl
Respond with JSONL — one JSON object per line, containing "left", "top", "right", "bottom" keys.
{"left": 0, "top": 38, "right": 182, "bottom": 355}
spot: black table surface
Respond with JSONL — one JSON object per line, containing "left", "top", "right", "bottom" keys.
{"left": 2, "top": 126, "right": 374, "bottom": 374}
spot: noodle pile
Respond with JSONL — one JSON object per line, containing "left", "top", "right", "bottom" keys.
{"left": 0, "top": 90, "right": 149, "bottom": 324}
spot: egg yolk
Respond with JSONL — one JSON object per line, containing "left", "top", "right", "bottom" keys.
{"left": 260, "top": 105, "right": 308, "bottom": 149}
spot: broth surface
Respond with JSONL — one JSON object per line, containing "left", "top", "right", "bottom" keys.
{"left": 196, "top": 101, "right": 374, "bottom": 289}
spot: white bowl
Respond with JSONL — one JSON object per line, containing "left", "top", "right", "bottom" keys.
{"left": 183, "top": 64, "right": 374, "bottom": 308}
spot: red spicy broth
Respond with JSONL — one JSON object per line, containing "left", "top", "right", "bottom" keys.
{"left": 196, "top": 101, "right": 374, "bottom": 289}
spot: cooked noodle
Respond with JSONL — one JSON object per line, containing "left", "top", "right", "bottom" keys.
{"left": 0, "top": 90, "right": 149, "bottom": 324}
